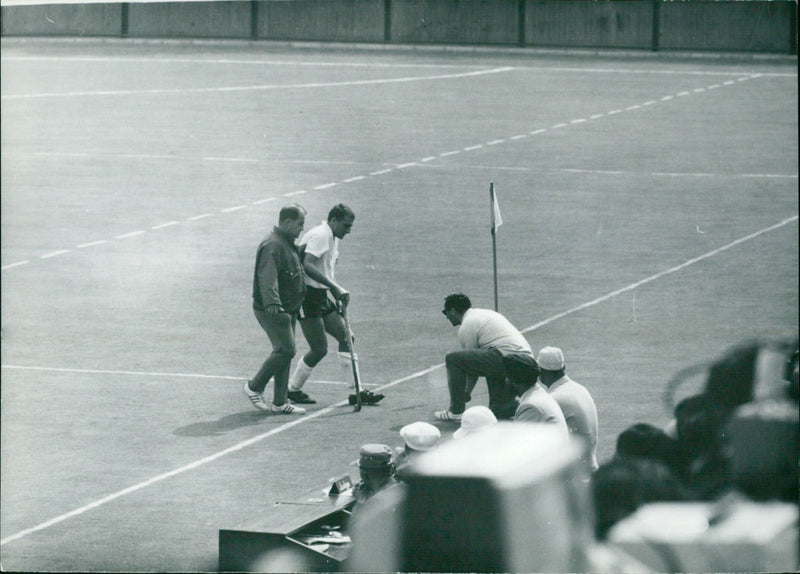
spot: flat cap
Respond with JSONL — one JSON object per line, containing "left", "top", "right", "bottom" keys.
{"left": 400, "top": 421, "right": 441, "bottom": 452}
{"left": 358, "top": 443, "right": 393, "bottom": 468}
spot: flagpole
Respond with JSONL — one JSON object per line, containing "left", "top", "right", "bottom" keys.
{"left": 490, "top": 182, "right": 499, "bottom": 311}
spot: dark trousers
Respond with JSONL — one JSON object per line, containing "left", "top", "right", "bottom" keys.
{"left": 445, "top": 348, "right": 517, "bottom": 417}
{"left": 251, "top": 308, "right": 297, "bottom": 405}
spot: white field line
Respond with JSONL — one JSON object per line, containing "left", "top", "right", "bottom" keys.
{"left": 560, "top": 169, "right": 797, "bottom": 179}
{"left": 519, "top": 215, "right": 799, "bottom": 335}
{"left": 2, "top": 55, "right": 792, "bottom": 78}
{"left": 1, "top": 72, "right": 779, "bottom": 271}
{"left": 1, "top": 214, "right": 796, "bottom": 546}
{"left": 0, "top": 365, "right": 361, "bottom": 387}
{"left": 1, "top": 67, "right": 513, "bottom": 100}
{"left": 0, "top": 365, "right": 244, "bottom": 380}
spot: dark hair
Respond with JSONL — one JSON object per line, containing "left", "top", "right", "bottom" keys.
{"left": 443, "top": 293, "right": 472, "bottom": 314}
{"left": 279, "top": 204, "right": 306, "bottom": 223}
{"left": 615, "top": 423, "right": 679, "bottom": 471}
{"left": 328, "top": 203, "right": 355, "bottom": 222}
{"left": 592, "top": 458, "right": 687, "bottom": 540}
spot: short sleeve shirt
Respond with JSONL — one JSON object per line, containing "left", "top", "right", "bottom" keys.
{"left": 457, "top": 308, "right": 532, "bottom": 355}
{"left": 299, "top": 221, "right": 338, "bottom": 289}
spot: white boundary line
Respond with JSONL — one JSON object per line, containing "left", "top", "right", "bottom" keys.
{"left": 520, "top": 215, "right": 799, "bottom": 335}
{"left": 3, "top": 71, "right": 781, "bottom": 272}
{"left": 1, "top": 66, "right": 513, "bottom": 100}
{"left": 2, "top": 54, "right": 793, "bottom": 78}
{"left": 1, "top": 214, "right": 796, "bottom": 547}
{"left": 0, "top": 365, "right": 364, "bottom": 387}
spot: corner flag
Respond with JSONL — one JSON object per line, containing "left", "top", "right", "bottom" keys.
{"left": 490, "top": 184, "right": 503, "bottom": 234}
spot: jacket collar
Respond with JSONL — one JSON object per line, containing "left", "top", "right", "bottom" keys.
{"left": 272, "top": 226, "right": 298, "bottom": 249}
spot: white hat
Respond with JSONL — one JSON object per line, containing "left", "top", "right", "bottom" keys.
{"left": 400, "top": 421, "right": 441, "bottom": 452}
{"left": 453, "top": 406, "right": 497, "bottom": 439}
{"left": 537, "top": 346, "right": 565, "bottom": 371}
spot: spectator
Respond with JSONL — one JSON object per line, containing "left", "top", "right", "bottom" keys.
{"left": 394, "top": 422, "right": 441, "bottom": 481}
{"left": 614, "top": 422, "right": 680, "bottom": 477}
{"left": 453, "top": 406, "right": 497, "bottom": 439}
{"left": 661, "top": 337, "right": 798, "bottom": 501}
{"left": 435, "top": 293, "right": 533, "bottom": 421}
{"left": 507, "top": 357, "right": 569, "bottom": 439}
{"left": 592, "top": 458, "right": 687, "bottom": 541}
{"left": 352, "top": 444, "right": 398, "bottom": 506}
{"left": 537, "top": 346, "right": 600, "bottom": 472}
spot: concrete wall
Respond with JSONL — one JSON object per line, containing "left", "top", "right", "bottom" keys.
{"left": 127, "top": 1, "right": 252, "bottom": 39}
{"left": 391, "top": 0, "right": 520, "bottom": 46}
{"left": 1, "top": 3, "right": 122, "bottom": 37}
{"left": 258, "top": 0, "right": 385, "bottom": 43}
{"left": 1, "top": 0, "right": 796, "bottom": 54}
{"left": 526, "top": 0, "right": 654, "bottom": 49}
{"left": 659, "top": 0, "right": 795, "bottom": 52}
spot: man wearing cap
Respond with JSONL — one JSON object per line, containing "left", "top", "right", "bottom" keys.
{"left": 507, "top": 349, "right": 569, "bottom": 438}
{"left": 352, "top": 444, "right": 399, "bottom": 505}
{"left": 347, "top": 443, "right": 408, "bottom": 573}
{"left": 394, "top": 422, "right": 441, "bottom": 480}
{"left": 436, "top": 293, "right": 533, "bottom": 422}
{"left": 453, "top": 406, "right": 498, "bottom": 439}
{"left": 538, "top": 346, "right": 599, "bottom": 472}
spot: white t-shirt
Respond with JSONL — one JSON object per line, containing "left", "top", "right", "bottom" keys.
{"left": 457, "top": 308, "right": 532, "bottom": 355}
{"left": 298, "top": 221, "right": 338, "bottom": 289}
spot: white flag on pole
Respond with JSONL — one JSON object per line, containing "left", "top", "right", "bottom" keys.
{"left": 491, "top": 187, "right": 503, "bottom": 233}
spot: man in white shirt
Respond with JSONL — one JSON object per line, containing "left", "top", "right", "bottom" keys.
{"left": 287, "top": 204, "right": 354, "bottom": 404}
{"left": 513, "top": 379, "right": 569, "bottom": 439}
{"left": 538, "top": 346, "right": 599, "bottom": 471}
{"left": 435, "top": 293, "right": 532, "bottom": 421}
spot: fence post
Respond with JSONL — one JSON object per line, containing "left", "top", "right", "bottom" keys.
{"left": 250, "top": 0, "right": 259, "bottom": 40}
{"left": 651, "top": 0, "right": 660, "bottom": 51}
{"left": 384, "top": 0, "right": 392, "bottom": 43}
{"left": 789, "top": 0, "right": 797, "bottom": 55}
{"left": 120, "top": 2, "right": 129, "bottom": 38}
{"left": 518, "top": 0, "right": 526, "bottom": 47}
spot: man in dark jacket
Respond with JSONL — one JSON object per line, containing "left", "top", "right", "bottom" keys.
{"left": 244, "top": 204, "right": 308, "bottom": 415}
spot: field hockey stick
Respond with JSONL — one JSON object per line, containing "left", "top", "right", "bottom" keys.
{"left": 339, "top": 301, "right": 362, "bottom": 412}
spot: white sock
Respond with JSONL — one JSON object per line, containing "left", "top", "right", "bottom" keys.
{"left": 289, "top": 360, "right": 314, "bottom": 391}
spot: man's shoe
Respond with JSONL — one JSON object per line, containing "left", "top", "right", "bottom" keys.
{"left": 243, "top": 381, "right": 270, "bottom": 412}
{"left": 287, "top": 389, "right": 317, "bottom": 404}
{"left": 348, "top": 390, "right": 385, "bottom": 406}
{"left": 270, "top": 402, "right": 306, "bottom": 415}
{"left": 434, "top": 410, "right": 462, "bottom": 422}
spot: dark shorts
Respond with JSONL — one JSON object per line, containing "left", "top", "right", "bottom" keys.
{"left": 299, "top": 286, "right": 337, "bottom": 319}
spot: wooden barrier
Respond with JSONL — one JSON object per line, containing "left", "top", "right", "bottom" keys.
{"left": 1, "top": 0, "right": 796, "bottom": 55}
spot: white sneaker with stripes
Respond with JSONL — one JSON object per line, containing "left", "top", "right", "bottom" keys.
{"left": 270, "top": 402, "right": 306, "bottom": 415}
{"left": 243, "top": 381, "right": 270, "bottom": 412}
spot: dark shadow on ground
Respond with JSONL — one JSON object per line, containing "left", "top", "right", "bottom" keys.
{"left": 173, "top": 411, "right": 270, "bottom": 436}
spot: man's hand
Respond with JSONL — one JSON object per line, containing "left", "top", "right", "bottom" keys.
{"left": 332, "top": 286, "right": 350, "bottom": 306}
{"left": 266, "top": 304, "right": 286, "bottom": 316}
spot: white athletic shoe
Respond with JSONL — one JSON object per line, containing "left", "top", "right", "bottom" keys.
{"left": 434, "top": 409, "right": 462, "bottom": 422}
{"left": 270, "top": 402, "right": 306, "bottom": 415}
{"left": 243, "top": 381, "right": 270, "bottom": 412}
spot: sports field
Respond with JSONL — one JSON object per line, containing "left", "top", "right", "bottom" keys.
{"left": 1, "top": 38, "right": 797, "bottom": 571}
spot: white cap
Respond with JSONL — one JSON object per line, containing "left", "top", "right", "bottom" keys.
{"left": 400, "top": 421, "right": 441, "bottom": 452}
{"left": 453, "top": 406, "right": 497, "bottom": 439}
{"left": 537, "top": 346, "right": 565, "bottom": 371}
